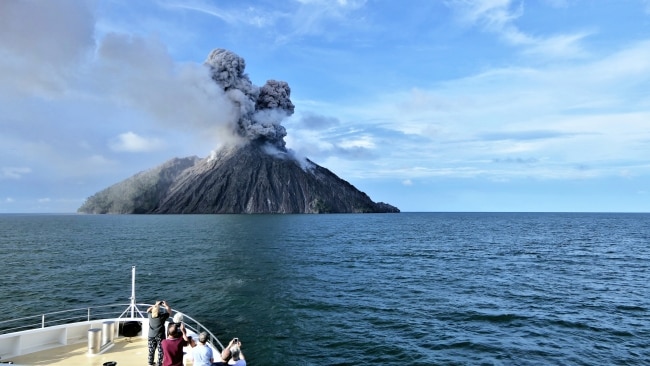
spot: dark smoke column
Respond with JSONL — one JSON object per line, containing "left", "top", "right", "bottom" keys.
{"left": 256, "top": 80, "right": 295, "bottom": 113}
{"left": 204, "top": 49, "right": 295, "bottom": 149}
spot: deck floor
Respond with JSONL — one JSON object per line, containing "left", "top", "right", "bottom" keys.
{"left": 6, "top": 337, "right": 198, "bottom": 366}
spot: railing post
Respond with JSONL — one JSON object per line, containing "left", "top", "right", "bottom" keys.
{"left": 42, "top": 314, "right": 45, "bottom": 328}
{"left": 131, "top": 266, "right": 136, "bottom": 318}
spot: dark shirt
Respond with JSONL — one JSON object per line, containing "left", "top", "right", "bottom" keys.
{"left": 162, "top": 336, "right": 188, "bottom": 366}
{"left": 148, "top": 312, "right": 170, "bottom": 338}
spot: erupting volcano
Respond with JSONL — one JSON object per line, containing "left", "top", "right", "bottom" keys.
{"left": 78, "top": 48, "right": 399, "bottom": 214}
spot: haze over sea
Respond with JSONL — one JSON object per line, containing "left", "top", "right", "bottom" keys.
{"left": 1, "top": 213, "right": 648, "bottom": 365}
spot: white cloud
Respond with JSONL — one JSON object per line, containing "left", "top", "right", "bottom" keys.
{"left": 1, "top": 167, "right": 32, "bottom": 180}
{"left": 295, "top": 0, "right": 366, "bottom": 9}
{"left": 109, "top": 132, "right": 164, "bottom": 152}
{"left": 448, "top": 0, "right": 588, "bottom": 59}
{"left": 522, "top": 32, "right": 591, "bottom": 59}
{"left": 317, "top": 38, "right": 650, "bottom": 182}
{"left": 339, "top": 135, "right": 376, "bottom": 149}
{"left": 5, "top": 197, "right": 15, "bottom": 203}
{"left": 163, "top": 0, "right": 367, "bottom": 37}
{"left": 86, "top": 155, "right": 117, "bottom": 168}
{"left": 450, "top": 0, "right": 521, "bottom": 33}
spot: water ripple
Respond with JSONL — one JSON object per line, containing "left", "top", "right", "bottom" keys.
{"left": 1, "top": 213, "right": 649, "bottom": 365}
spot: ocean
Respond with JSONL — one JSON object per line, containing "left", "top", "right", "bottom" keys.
{"left": 0, "top": 213, "right": 648, "bottom": 365}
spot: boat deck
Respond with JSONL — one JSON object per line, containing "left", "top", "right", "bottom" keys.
{"left": 5, "top": 337, "right": 198, "bottom": 366}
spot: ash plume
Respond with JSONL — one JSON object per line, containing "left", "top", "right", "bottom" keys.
{"left": 205, "top": 48, "right": 294, "bottom": 148}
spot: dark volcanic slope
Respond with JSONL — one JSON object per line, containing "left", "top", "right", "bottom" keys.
{"left": 78, "top": 156, "right": 200, "bottom": 214}
{"left": 78, "top": 143, "right": 399, "bottom": 214}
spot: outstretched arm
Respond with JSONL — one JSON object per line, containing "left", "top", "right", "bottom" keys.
{"left": 221, "top": 345, "right": 230, "bottom": 361}
{"left": 161, "top": 300, "right": 172, "bottom": 314}
{"left": 180, "top": 323, "right": 189, "bottom": 343}
{"left": 220, "top": 338, "right": 242, "bottom": 360}
{"left": 221, "top": 338, "right": 236, "bottom": 360}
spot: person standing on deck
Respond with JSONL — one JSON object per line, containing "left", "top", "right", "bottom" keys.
{"left": 162, "top": 322, "right": 190, "bottom": 366}
{"left": 147, "top": 300, "right": 171, "bottom": 366}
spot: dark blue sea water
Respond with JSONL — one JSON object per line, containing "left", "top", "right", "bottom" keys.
{"left": 1, "top": 213, "right": 649, "bottom": 365}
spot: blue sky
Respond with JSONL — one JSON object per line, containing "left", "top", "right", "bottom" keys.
{"left": 1, "top": 0, "right": 649, "bottom": 213}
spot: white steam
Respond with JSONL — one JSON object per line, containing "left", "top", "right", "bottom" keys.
{"left": 0, "top": 0, "right": 297, "bottom": 164}
{"left": 96, "top": 44, "right": 296, "bottom": 150}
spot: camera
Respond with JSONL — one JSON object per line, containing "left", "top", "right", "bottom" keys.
{"left": 233, "top": 338, "right": 238, "bottom": 343}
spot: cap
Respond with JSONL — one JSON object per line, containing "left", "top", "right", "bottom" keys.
{"left": 173, "top": 313, "right": 184, "bottom": 323}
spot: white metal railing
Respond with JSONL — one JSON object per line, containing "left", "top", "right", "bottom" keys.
{"left": 0, "top": 266, "right": 225, "bottom": 357}
{"left": 0, "top": 302, "right": 224, "bottom": 351}
{"left": 167, "top": 308, "right": 225, "bottom": 351}
{"left": 0, "top": 303, "right": 141, "bottom": 334}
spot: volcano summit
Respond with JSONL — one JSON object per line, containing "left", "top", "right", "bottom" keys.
{"left": 78, "top": 49, "right": 398, "bottom": 214}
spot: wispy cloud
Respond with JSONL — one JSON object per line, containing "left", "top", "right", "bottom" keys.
{"left": 291, "top": 36, "right": 650, "bottom": 183}
{"left": 1, "top": 167, "right": 31, "bottom": 180}
{"left": 109, "top": 132, "right": 165, "bottom": 152}
{"left": 448, "top": 0, "right": 589, "bottom": 59}
{"left": 162, "top": 0, "right": 281, "bottom": 27}
{"left": 289, "top": 0, "right": 367, "bottom": 36}
{"left": 479, "top": 130, "right": 574, "bottom": 141}
{"left": 162, "top": 0, "right": 369, "bottom": 45}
